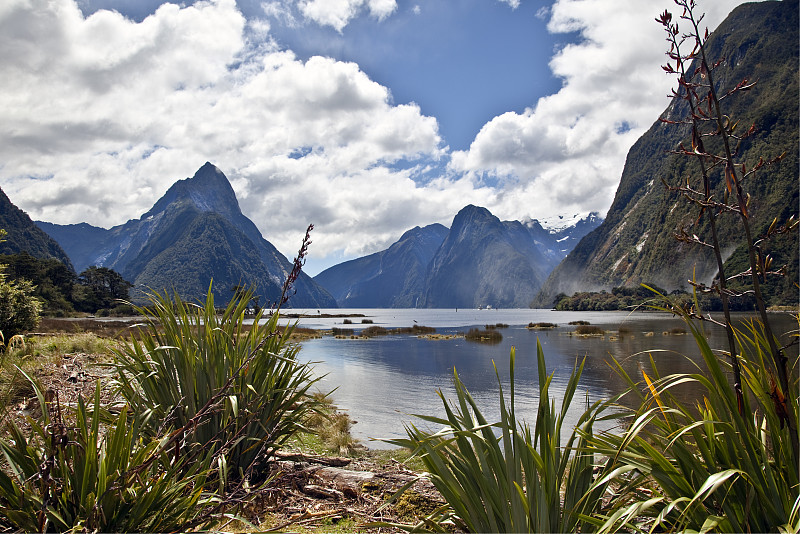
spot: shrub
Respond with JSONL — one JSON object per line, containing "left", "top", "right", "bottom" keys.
{"left": 0, "top": 277, "right": 41, "bottom": 343}
{"left": 0, "top": 378, "right": 216, "bottom": 532}
{"left": 112, "top": 285, "right": 323, "bottom": 482}
{"left": 387, "top": 345, "right": 614, "bottom": 532}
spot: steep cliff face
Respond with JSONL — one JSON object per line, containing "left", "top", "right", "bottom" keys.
{"left": 38, "top": 163, "right": 337, "bottom": 307}
{"left": 418, "top": 206, "right": 550, "bottom": 309}
{"left": 314, "top": 224, "right": 449, "bottom": 308}
{"left": 0, "top": 187, "right": 73, "bottom": 270}
{"left": 536, "top": 0, "right": 799, "bottom": 307}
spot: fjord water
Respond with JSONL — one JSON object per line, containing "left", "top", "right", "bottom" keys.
{"left": 290, "top": 309, "right": 797, "bottom": 448}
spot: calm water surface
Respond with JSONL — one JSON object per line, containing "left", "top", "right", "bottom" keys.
{"left": 287, "top": 309, "right": 797, "bottom": 448}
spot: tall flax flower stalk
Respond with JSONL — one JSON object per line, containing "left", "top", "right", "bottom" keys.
{"left": 656, "top": 0, "right": 797, "bottom": 461}
{"left": 276, "top": 223, "right": 314, "bottom": 309}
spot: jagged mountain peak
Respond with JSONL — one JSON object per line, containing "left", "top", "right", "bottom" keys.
{"left": 143, "top": 162, "right": 240, "bottom": 219}
{"left": 447, "top": 205, "right": 503, "bottom": 240}
{"left": 36, "top": 163, "right": 337, "bottom": 308}
{"left": 398, "top": 223, "right": 448, "bottom": 241}
{"left": 314, "top": 204, "right": 602, "bottom": 308}
{"left": 528, "top": 211, "right": 601, "bottom": 233}
{"left": 452, "top": 204, "right": 493, "bottom": 223}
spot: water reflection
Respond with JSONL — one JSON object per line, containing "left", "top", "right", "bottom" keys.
{"left": 296, "top": 311, "right": 796, "bottom": 448}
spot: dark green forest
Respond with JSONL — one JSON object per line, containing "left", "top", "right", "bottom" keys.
{"left": 0, "top": 253, "right": 133, "bottom": 316}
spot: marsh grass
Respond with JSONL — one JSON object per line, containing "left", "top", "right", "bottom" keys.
{"left": 528, "top": 322, "right": 557, "bottom": 329}
{"left": 574, "top": 325, "right": 605, "bottom": 336}
{"left": 296, "top": 392, "right": 361, "bottom": 456}
{"left": 464, "top": 328, "right": 502, "bottom": 344}
{"left": 361, "top": 326, "right": 389, "bottom": 337}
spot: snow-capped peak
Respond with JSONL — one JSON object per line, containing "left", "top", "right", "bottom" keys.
{"left": 525, "top": 212, "right": 598, "bottom": 233}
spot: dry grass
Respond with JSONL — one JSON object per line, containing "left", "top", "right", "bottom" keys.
{"left": 574, "top": 324, "right": 605, "bottom": 336}
{"left": 528, "top": 322, "right": 557, "bottom": 329}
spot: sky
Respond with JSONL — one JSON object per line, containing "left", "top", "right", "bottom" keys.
{"left": 0, "top": 0, "right": 753, "bottom": 275}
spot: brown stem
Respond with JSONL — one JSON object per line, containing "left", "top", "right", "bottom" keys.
{"left": 670, "top": 10, "right": 744, "bottom": 416}
{"left": 690, "top": 3, "right": 798, "bottom": 463}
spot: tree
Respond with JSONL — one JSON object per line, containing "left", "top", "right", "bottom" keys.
{"left": 0, "top": 252, "right": 76, "bottom": 314}
{"left": 0, "top": 230, "right": 41, "bottom": 343}
{"left": 74, "top": 266, "right": 133, "bottom": 312}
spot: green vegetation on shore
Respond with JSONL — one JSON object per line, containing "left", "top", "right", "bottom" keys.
{"left": 551, "top": 284, "right": 759, "bottom": 312}
{"left": 0, "top": 251, "right": 134, "bottom": 316}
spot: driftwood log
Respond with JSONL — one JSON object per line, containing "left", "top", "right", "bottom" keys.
{"left": 273, "top": 450, "right": 351, "bottom": 467}
{"left": 312, "top": 466, "right": 376, "bottom": 497}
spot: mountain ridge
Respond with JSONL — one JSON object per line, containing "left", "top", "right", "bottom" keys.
{"left": 535, "top": 0, "right": 798, "bottom": 307}
{"left": 315, "top": 205, "right": 601, "bottom": 308}
{"left": 37, "top": 163, "right": 337, "bottom": 307}
{"left": 0, "top": 188, "right": 74, "bottom": 270}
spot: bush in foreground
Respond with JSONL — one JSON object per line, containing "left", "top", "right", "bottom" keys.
{"left": 0, "top": 379, "right": 216, "bottom": 532}
{"left": 386, "top": 344, "right": 615, "bottom": 532}
{"left": 113, "top": 285, "right": 324, "bottom": 484}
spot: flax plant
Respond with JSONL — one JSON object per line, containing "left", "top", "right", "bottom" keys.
{"left": 112, "top": 284, "right": 323, "bottom": 483}
{"left": 0, "top": 376, "right": 215, "bottom": 532}
{"left": 388, "top": 343, "right": 616, "bottom": 533}
{"left": 585, "top": 298, "right": 799, "bottom": 533}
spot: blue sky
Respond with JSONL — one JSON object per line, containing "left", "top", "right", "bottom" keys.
{"left": 1, "top": 0, "right": 751, "bottom": 274}
{"left": 264, "top": 0, "right": 569, "bottom": 150}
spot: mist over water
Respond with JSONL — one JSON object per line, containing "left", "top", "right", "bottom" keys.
{"left": 290, "top": 309, "right": 797, "bottom": 448}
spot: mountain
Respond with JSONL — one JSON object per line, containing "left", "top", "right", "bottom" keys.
{"left": 314, "top": 224, "right": 449, "bottom": 307}
{"left": 521, "top": 212, "right": 602, "bottom": 267}
{"left": 421, "top": 206, "right": 553, "bottom": 308}
{"left": 37, "top": 163, "right": 337, "bottom": 308}
{"left": 0, "top": 187, "right": 73, "bottom": 270}
{"left": 315, "top": 205, "right": 601, "bottom": 308}
{"left": 535, "top": 0, "right": 798, "bottom": 307}
{"left": 34, "top": 222, "right": 108, "bottom": 273}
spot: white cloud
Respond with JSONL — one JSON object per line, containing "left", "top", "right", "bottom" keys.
{"left": 0, "top": 0, "right": 452, "bottom": 266}
{"left": 450, "top": 0, "right": 752, "bottom": 221}
{"left": 0, "top": 0, "right": 756, "bottom": 274}
{"left": 296, "top": 0, "right": 397, "bottom": 32}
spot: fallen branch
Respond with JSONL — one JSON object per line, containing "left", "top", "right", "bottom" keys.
{"left": 273, "top": 450, "right": 351, "bottom": 467}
